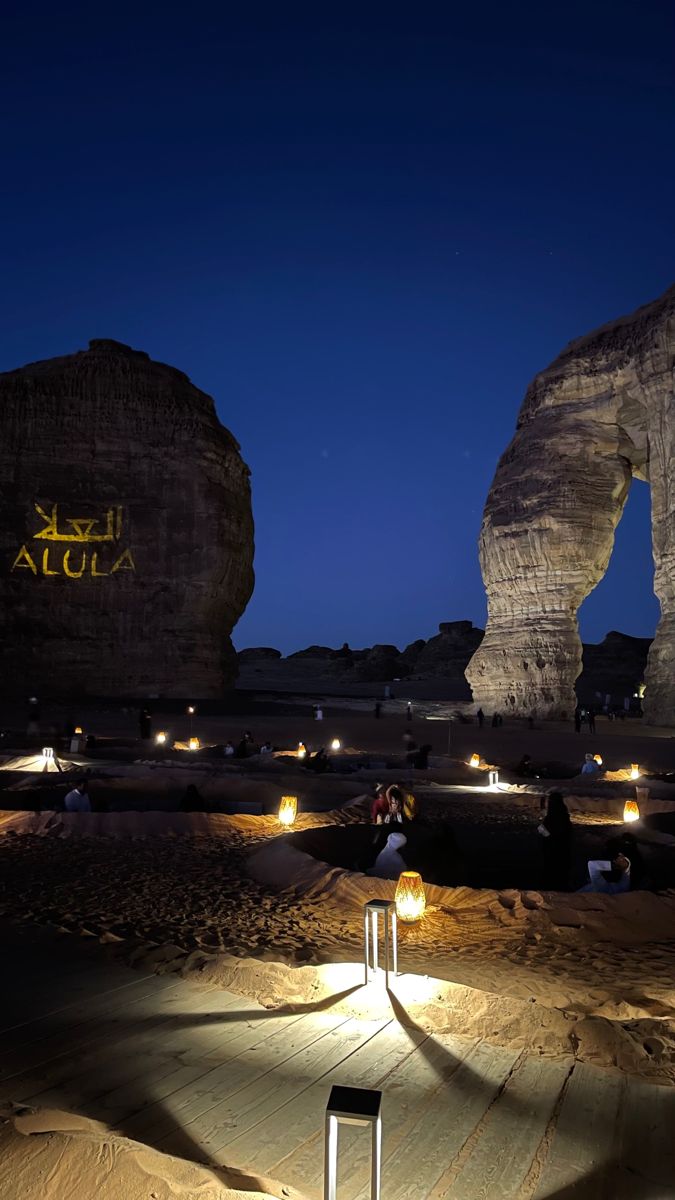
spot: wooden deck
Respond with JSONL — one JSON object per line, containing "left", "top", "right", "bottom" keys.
{"left": 0, "top": 922, "right": 673, "bottom": 1199}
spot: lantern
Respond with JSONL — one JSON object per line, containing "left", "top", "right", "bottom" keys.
{"left": 593, "top": 754, "right": 603, "bottom": 766}
{"left": 278, "top": 794, "right": 298, "bottom": 826}
{"left": 155, "top": 731, "right": 167, "bottom": 745}
{"left": 330, "top": 738, "right": 341, "bottom": 751}
{"left": 187, "top": 705, "right": 196, "bottom": 715}
{"left": 74, "top": 726, "right": 83, "bottom": 735}
{"left": 630, "top": 763, "right": 640, "bottom": 780}
{"left": 188, "top": 737, "right": 200, "bottom": 751}
{"left": 297, "top": 742, "right": 307, "bottom": 759}
{"left": 42, "top": 746, "right": 54, "bottom": 760}
{"left": 623, "top": 799, "right": 640, "bottom": 823}
{"left": 395, "top": 871, "right": 426, "bottom": 923}
{"left": 469, "top": 753, "right": 480, "bottom": 768}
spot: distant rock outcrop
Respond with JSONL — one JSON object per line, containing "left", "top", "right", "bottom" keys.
{"left": 466, "top": 284, "right": 675, "bottom": 723}
{"left": 0, "top": 339, "right": 254, "bottom": 697}
{"left": 237, "top": 647, "right": 282, "bottom": 662}
{"left": 577, "top": 632, "right": 651, "bottom": 705}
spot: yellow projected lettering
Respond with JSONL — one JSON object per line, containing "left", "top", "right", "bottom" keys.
{"left": 10, "top": 502, "right": 136, "bottom": 580}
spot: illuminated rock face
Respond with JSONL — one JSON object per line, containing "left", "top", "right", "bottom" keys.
{"left": 0, "top": 340, "right": 254, "bottom": 697}
{"left": 465, "top": 284, "right": 675, "bottom": 724}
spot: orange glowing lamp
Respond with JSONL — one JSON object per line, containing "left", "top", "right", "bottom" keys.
{"left": 395, "top": 871, "right": 426, "bottom": 923}
{"left": 278, "top": 795, "right": 298, "bottom": 826}
{"left": 623, "top": 800, "right": 640, "bottom": 823}
{"left": 188, "top": 737, "right": 200, "bottom": 751}
{"left": 469, "top": 753, "right": 480, "bottom": 768}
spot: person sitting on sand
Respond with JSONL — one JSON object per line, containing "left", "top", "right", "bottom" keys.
{"left": 224, "top": 741, "right": 235, "bottom": 756}
{"left": 64, "top": 779, "right": 91, "bottom": 813}
{"left": 371, "top": 783, "right": 389, "bottom": 823}
{"left": 578, "top": 852, "right": 631, "bottom": 894}
{"left": 410, "top": 744, "right": 431, "bottom": 770}
{"left": 367, "top": 831, "right": 408, "bottom": 879}
{"left": 580, "top": 753, "right": 601, "bottom": 776}
{"left": 537, "top": 791, "right": 572, "bottom": 890}
{"left": 260, "top": 741, "right": 273, "bottom": 754}
{"left": 381, "top": 786, "right": 404, "bottom": 824}
{"left": 402, "top": 731, "right": 417, "bottom": 758}
{"left": 179, "top": 783, "right": 204, "bottom": 812}
{"left": 306, "top": 747, "right": 330, "bottom": 773}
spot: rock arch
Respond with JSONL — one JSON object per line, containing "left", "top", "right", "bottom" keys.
{"left": 465, "top": 284, "right": 675, "bottom": 724}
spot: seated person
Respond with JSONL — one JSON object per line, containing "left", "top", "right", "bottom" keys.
{"left": 305, "top": 747, "right": 330, "bottom": 773}
{"left": 371, "top": 783, "right": 389, "bottom": 823}
{"left": 410, "top": 744, "right": 431, "bottom": 770}
{"left": 260, "top": 741, "right": 273, "bottom": 754}
{"left": 378, "top": 785, "right": 404, "bottom": 824}
{"left": 580, "top": 753, "right": 601, "bottom": 776}
{"left": 578, "top": 852, "right": 631, "bottom": 894}
{"left": 366, "top": 831, "right": 408, "bottom": 879}
{"left": 224, "top": 741, "right": 235, "bottom": 756}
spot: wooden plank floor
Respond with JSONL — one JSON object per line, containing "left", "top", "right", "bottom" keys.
{"left": 0, "top": 923, "right": 672, "bottom": 1199}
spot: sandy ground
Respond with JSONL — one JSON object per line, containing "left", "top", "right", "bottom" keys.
{"left": 1, "top": 708, "right": 675, "bottom": 1197}
{"left": 0, "top": 1102, "right": 300, "bottom": 1200}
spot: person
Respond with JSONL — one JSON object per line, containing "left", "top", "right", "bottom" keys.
{"left": 382, "top": 786, "right": 404, "bottom": 824}
{"left": 179, "top": 783, "right": 204, "bottom": 812}
{"left": 527, "top": 715, "right": 535, "bottom": 730}
{"left": 477, "top": 708, "right": 484, "bottom": 728}
{"left": 371, "top": 783, "right": 389, "bottom": 823}
{"left": 306, "top": 747, "right": 330, "bottom": 773}
{"left": 139, "top": 707, "right": 152, "bottom": 739}
{"left": 260, "top": 741, "right": 273, "bottom": 754}
{"left": 580, "top": 753, "right": 600, "bottom": 776}
{"left": 402, "top": 730, "right": 416, "bottom": 758}
{"left": 64, "top": 779, "right": 91, "bottom": 813}
{"left": 574, "top": 706, "right": 582, "bottom": 734}
{"left": 374, "top": 701, "right": 382, "bottom": 719}
{"left": 235, "top": 737, "right": 250, "bottom": 758}
{"left": 367, "top": 831, "right": 408, "bottom": 879}
{"left": 26, "top": 696, "right": 40, "bottom": 737}
{"left": 410, "top": 744, "right": 431, "bottom": 769}
{"left": 579, "top": 852, "right": 631, "bottom": 894}
{"left": 516, "top": 754, "right": 535, "bottom": 778}
{"left": 313, "top": 705, "right": 323, "bottom": 721}
{"left": 491, "top": 712, "right": 499, "bottom": 728}
{"left": 224, "top": 741, "right": 235, "bottom": 757}
{"left": 537, "top": 791, "right": 572, "bottom": 889}
{"left": 587, "top": 706, "right": 596, "bottom": 733}
{"left": 403, "top": 789, "right": 418, "bottom": 820}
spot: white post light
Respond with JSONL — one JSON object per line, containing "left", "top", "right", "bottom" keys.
{"left": 488, "top": 769, "right": 499, "bottom": 788}
{"left": 324, "top": 1085, "right": 382, "bottom": 1200}
{"left": 363, "top": 899, "right": 398, "bottom": 988}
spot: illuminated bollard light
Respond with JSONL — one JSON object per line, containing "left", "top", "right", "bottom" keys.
{"left": 363, "top": 899, "right": 398, "bottom": 989}
{"left": 324, "top": 1085, "right": 382, "bottom": 1200}
{"left": 488, "top": 769, "right": 499, "bottom": 788}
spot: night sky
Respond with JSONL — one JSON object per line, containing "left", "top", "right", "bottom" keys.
{"left": 1, "top": 4, "right": 673, "bottom": 653}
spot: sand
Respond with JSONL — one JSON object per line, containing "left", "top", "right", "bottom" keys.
{"left": 0, "top": 1102, "right": 303, "bottom": 1200}
{"left": 1, "top": 785, "right": 675, "bottom": 1084}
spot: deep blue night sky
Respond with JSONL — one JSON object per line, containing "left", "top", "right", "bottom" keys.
{"left": 1, "top": 4, "right": 673, "bottom": 653}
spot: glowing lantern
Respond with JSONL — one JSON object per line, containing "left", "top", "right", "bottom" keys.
{"left": 330, "top": 738, "right": 341, "bottom": 751}
{"left": 297, "top": 742, "right": 307, "bottom": 759}
{"left": 155, "top": 731, "right": 167, "bottom": 745}
{"left": 395, "top": 871, "right": 426, "bottom": 923}
{"left": 187, "top": 706, "right": 196, "bottom": 715}
{"left": 593, "top": 754, "right": 603, "bottom": 766}
{"left": 74, "top": 726, "right": 83, "bottom": 735}
{"left": 278, "top": 794, "right": 298, "bottom": 826}
{"left": 42, "top": 746, "right": 54, "bottom": 760}
{"left": 469, "top": 753, "right": 480, "bottom": 768}
{"left": 630, "top": 763, "right": 640, "bottom": 780}
{"left": 188, "top": 737, "right": 200, "bottom": 751}
{"left": 623, "top": 799, "right": 640, "bottom": 823}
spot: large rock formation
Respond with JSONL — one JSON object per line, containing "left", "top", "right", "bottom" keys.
{"left": 0, "top": 340, "right": 254, "bottom": 697}
{"left": 466, "top": 284, "right": 675, "bottom": 723}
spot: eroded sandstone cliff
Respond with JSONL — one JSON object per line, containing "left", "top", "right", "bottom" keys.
{"left": 0, "top": 340, "right": 254, "bottom": 696}
{"left": 465, "top": 284, "right": 675, "bottom": 723}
